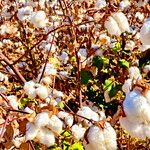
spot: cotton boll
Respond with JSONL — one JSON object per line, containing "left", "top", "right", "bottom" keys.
{"left": 119, "top": 0, "right": 130, "bottom": 10}
{"left": 99, "top": 111, "right": 106, "bottom": 121}
{"left": 122, "top": 79, "right": 132, "bottom": 94}
{"left": 71, "top": 124, "right": 86, "bottom": 140}
{"left": 26, "top": 87, "right": 36, "bottom": 99}
{"left": 36, "top": 86, "right": 48, "bottom": 100}
{"left": 52, "top": 89, "right": 64, "bottom": 98}
{"left": 140, "top": 19, "right": 150, "bottom": 45}
{"left": 103, "top": 122, "right": 117, "bottom": 150}
{"left": 91, "top": 111, "right": 99, "bottom": 121}
{"left": 104, "top": 16, "right": 121, "bottom": 36}
{"left": 119, "top": 117, "right": 145, "bottom": 139}
{"left": 60, "top": 51, "right": 69, "bottom": 64}
{"left": 64, "top": 115, "right": 74, "bottom": 127}
{"left": 57, "top": 111, "right": 69, "bottom": 119}
{"left": 95, "top": 0, "right": 106, "bottom": 9}
{"left": 24, "top": 81, "right": 35, "bottom": 91}
{"left": 47, "top": 115, "right": 63, "bottom": 134}
{"left": 0, "top": 86, "right": 7, "bottom": 94}
{"left": 41, "top": 76, "right": 52, "bottom": 86}
{"left": 34, "top": 112, "right": 50, "bottom": 128}
{"left": 36, "top": 127, "right": 55, "bottom": 147}
{"left": 17, "top": 6, "right": 33, "bottom": 21}
{"left": 43, "top": 63, "right": 57, "bottom": 76}
{"left": 30, "top": 11, "right": 48, "bottom": 28}
{"left": 7, "top": 95, "right": 18, "bottom": 110}
{"left": 143, "top": 65, "right": 150, "bottom": 74}
{"left": 13, "top": 136, "right": 25, "bottom": 148}
{"left": 24, "top": 107, "right": 34, "bottom": 114}
{"left": 25, "top": 122, "right": 39, "bottom": 141}
{"left": 128, "top": 66, "right": 142, "bottom": 80}
{"left": 84, "top": 125, "right": 105, "bottom": 150}
{"left": 123, "top": 89, "right": 150, "bottom": 123}
{"left": 112, "top": 12, "right": 130, "bottom": 33}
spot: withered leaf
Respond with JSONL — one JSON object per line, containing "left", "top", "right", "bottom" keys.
{"left": 19, "top": 141, "right": 34, "bottom": 150}
{"left": 19, "top": 118, "right": 28, "bottom": 134}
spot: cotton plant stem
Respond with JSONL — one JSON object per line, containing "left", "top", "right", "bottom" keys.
{"left": 0, "top": 51, "right": 26, "bottom": 83}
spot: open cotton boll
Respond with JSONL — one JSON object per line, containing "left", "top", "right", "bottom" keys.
{"left": 119, "top": 117, "right": 146, "bottom": 139}
{"left": 57, "top": 111, "right": 69, "bottom": 119}
{"left": 84, "top": 125, "right": 105, "bottom": 150}
{"left": 112, "top": 12, "right": 130, "bottom": 33}
{"left": 122, "top": 79, "right": 132, "bottom": 94}
{"left": 123, "top": 89, "right": 150, "bottom": 123}
{"left": 128, "top": 66, "right": 142, "bottom": 80}
{"left": 103, "top": 122, "right": 117, "bottom": 150}
{"left": 36, "top": 127, "right": 55, "bottom": 147}
{"left": 52, "top": 89, "right": 64, "bottom": 98}
{"left": 24, "top": 107, "right": 34, "bottom": 114}
{"left": 34, "top": 112, "right": 50, "bottom": 128}
{"left": 64, "top": 115, "right": 74, "bottom": 127}
{"left": 26, "top": 87, "right": 36, "bottom": 99}
{"left": 36, "top": 86, "right": 48, "bottom": 100}
{"left": 17, "top": 6, "right": 33, "bottom": 21}
{"left": 119, "top": 0, "right": 130, "bottom": 10}
{"left": 95, "top": 0, "right": 106, "bottom": 9}
{"left": 143, "top": 65, "right": 150, "bottom": 74}
{"left": 47, "top": 115, "right": 63, "bottom": 134}
{"left": 25, "top": 122, "right": 39, "bottom": 141}
{"left": 24, "top": 80, "right": 35, "bottom": 91}
{"left": 71, "top": 124, "right": 86, "bottom": 140}
{"left": 13, "top": 136, "right": 25, "bottom": 148}
{"left": 30, "top": 11, "right": 48, "bottom": 28}
{"left": 91, "top": 111, "right": 99, "bottom": 121}
{"left": 41, "top": 76, "right": 52, "bottom": 86}
{"left": 7, "top": 95, "right": 18, "bottom": 110}
{"left": 60, "top": 51, "right": 69, "bottom": 64}
{"left": 140, "top": 19, "right": 150, "bottom": 45}
{"left": 104, "top": 16, "right": 121, "bottom": 36}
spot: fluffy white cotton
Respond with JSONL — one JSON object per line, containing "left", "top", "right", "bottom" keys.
{"left": 112, "top": 12, "right": 130, "bottom": 33}
{"left": 36, "top": 85, "right": 48, "bottom": 99}
{"left": 24, "top": 80, "right": 35, "bottom": 91}
{"left": 34, "top": 112, "right": 50, "bottom": 128}
{"left": 17, "top": 6, "right": 33, "bottom": 21}
{"left": 30, "top": 11, "right": 48, "bottom": 28}
{"left": 122, "top": 79, "right": 132, "bottom": 94}
{"left": 7, "top": 95, "right": 18, "bottom": 110}
{"left": 143, "top": 65, "right": 150, "bottom": 74}
{"left": 128, "top": 66, "right": 142, "bottom": 80}
{"left": 64, "top": 115, "right": 74, "bottom": 127}
{"left": 105, "top": 12, "right": 130, "bottom": 36}
{"left": 41, "top": 76, "right": 52, "bottom": 86}
{"left": 95, "top": 0, "right": 106, "bottom": 9}
{"left": 60, "top": 51, "right": 69, "bottom": 64}
{"left": 36, "top": 127, "right": 55, "bottom": 147}
{"left": 52, "top": 89, "right": 64, "bottom": 98}
{"left": 26, "top": 87, "right": 36, "bottom": 99}
{"left": 123, "top": 89, "right": 150, "bottom": 123}
{"left": 119, "top": 0, "right": 131, "bottom": 10}
{"left": 140, "top": 19, "right": 150, "bottom": 45}
{"left": 71, "top": 124, "right": 86, "bottom": 140}
{"left": 84, "top": 124, "right": 117, "bottom": 150}
{"left": 0, "top": 72, "right": 8, "bottom": 82}
{"left": 25, "top": 122, "right": 39, "bottom": 141}
{"left": 24, "top": 107, "right": 34, "bottom": 114}
{"left": 47, "top": 115, "right": 63, "bottom": 134}
{"left": 104, "top": 16, "right": 121, "bottom": 36}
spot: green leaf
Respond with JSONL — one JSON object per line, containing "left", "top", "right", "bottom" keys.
{"left": 92, "top": 56, "right": 109, "bottom": 68}
{"left": 58, "top": 101, "right": 65, "bottom": 109}
{"left": 103, "top": 79, "right": 113, "bottom": 91}
{"left": 61, "top": 130, "right": 72, "bottom": 137}
{"left": 119, "top": 59, "right": 129, "bottom": 68}
{"left": 81, "top": 70, "right": 93, "bottom": 84}
{"left": 18, "top": 98, "right": 30, "bottom": 108}
{"left": 62, "top": 141, "right": 70, "bottom": 150}
{"left": 112, "top": 42, "right": 121, "bottom": 52}
{"left": 69, "top": 142, "right": 84, "bottom": 150}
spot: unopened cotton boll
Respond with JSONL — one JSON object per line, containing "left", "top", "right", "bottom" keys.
{"left": 30, "top": 11, "right": 48, "bottom": 28}
{"left": 47, "top": 115, "right": 63, "bottom": 134}
{"left": 36, "top": 86, "right": 48, "bottom": 100}
{"left": 7, "top": 95, "right": 18, "bottom": 110}
{"left": 36, "top": 127, "right": 55, "bottom": 147}
{"left": 71, "top": 124, "right": 86, "bottom": 140}
{"left": 122, "top": 79, "right": 132, "bottom": 94}
{"left": 25, "top": 122, "right": 39, "bottom": 141}
{"left": 34, "top": 112, "right": 50, "bottom": 128}
{"left": 140, "top": 19, "right": 150, "bottom": 45}
{"left": 17, "top": 6, "right": 33, "bottom": 21}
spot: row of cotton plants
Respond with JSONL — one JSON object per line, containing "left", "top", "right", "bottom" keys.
{"left": 0, "top": 0, "right": 150, "bottom": 149}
